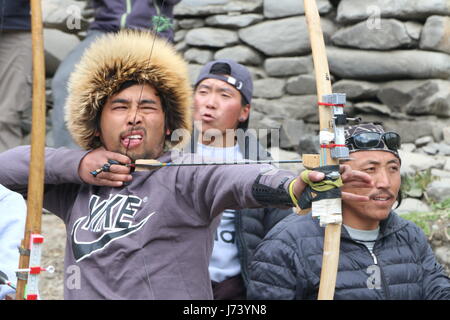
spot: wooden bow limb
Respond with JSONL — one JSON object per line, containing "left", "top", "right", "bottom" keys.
{"left": 303, "top": 0, "right": 342, "bottom": 300}
{"left": 16, "top": 0, "right": 47, "bottom": 300}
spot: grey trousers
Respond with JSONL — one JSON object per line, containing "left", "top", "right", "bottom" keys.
{"left": 51, "top": 30, "right": 105, "bottom": 149}
{"left": 0, "top": 31, "right": 32, "bottom": 153}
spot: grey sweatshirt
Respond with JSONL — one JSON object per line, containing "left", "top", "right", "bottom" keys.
{"left": 0, "top": 146, "right": 295, "bottom": 300}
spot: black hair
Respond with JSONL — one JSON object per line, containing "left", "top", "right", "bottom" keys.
{"left": 395, "top": 190, "right": 402, "bottom": 209}
{"left": 118, "top": 80, "right": 139, "bottom": 92}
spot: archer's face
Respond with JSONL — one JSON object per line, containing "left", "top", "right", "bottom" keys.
{"left": 97, "top": 84, "right": 167, "bottom": 161}
{"left": 193, "top": 78, "right": 249, "bottom": 145}
{"left": 341, "top": 150, "right": 401, "bottom": 230}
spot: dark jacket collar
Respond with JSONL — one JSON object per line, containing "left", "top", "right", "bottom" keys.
{"left": 377, "top": 211, "right": 408, "bottom": 239}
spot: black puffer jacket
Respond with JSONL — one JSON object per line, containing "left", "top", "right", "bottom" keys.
{"left": 2, "top": 0, "right": 30, "bottom": 30}
{"left": 236, "top": 207, "right": 292, "bottom": 285}
{"left": 191, "top": 130, "right": 293, "bottom": 286}
{"left": 248, "top": 212, "right": 450, "bottom": 299}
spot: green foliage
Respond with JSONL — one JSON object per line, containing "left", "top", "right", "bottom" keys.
{"left": 400, "top": 196, "right": 449, "bottom": 236}
{"left": 431, "top": 197, "right": 450, "bottom": 211}
{"left": 400, "top": 170, "right": 448, "bottom": 235}
{"left": 400, "top": 211, "right": 443, "bottom": 236}
{"left": 401, "top": 169, "right": 437, "bottom": 199}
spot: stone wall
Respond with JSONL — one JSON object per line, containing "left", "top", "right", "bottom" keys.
{"left": 173, "top": 0, "right": 450, "bottom": 151}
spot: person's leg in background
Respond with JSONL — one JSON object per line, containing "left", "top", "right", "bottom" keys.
{"left": 51, "top": 30, "right": 105, "bottom": 149}
{"left": 0, "top": 31, "right": 32, "bottom": 153}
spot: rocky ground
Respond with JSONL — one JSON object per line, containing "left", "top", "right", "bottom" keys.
{"left": 39, "top": 213, "right": 65, "bottom": 300}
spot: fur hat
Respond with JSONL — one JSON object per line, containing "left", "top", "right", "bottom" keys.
{"left": 66, "top": 30, "right": 193, "bottom": 150}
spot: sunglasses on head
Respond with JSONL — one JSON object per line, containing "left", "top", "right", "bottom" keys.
{"left": 347, "top": 131, "right": 401, "bottom": 151}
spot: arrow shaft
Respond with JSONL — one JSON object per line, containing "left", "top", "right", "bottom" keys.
{"left": 134, "top": 159, "right": 304, "bottom": 168}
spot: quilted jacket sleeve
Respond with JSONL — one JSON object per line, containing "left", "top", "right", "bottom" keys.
{"left": 262, "top": 208, "right": 294, "bottom": 234}
{"left": 247, "top": 234, "right": 308, "bottom": 299}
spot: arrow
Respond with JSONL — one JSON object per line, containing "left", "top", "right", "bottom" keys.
{"left": 133, "top": 159, "right": 304, "bottom": 171}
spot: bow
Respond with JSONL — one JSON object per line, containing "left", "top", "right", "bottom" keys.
{"left": 15, "top": 0, "right": 47, "bottom": 300}
{"left": 303, "top": 0, "right": 346, "bottom": 300}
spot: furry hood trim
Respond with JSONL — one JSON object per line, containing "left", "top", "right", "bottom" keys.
{"left": 66, "top": 30, "right": 193, "bottom": 150}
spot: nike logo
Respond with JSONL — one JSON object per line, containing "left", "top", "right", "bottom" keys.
{"left": 71, "top": 212, "right": 155, "bottom": 262}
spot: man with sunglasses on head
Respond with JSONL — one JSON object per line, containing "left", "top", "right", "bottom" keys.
{"left": 247, "top": 122, "right": 450, "bottom": 300}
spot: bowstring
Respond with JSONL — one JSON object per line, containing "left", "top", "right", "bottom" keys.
{"left": 117, "top": 2, "right": 173, "bottom": 277}
{"left": 124, "top": 0, "right": 170, "bottom": 161}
